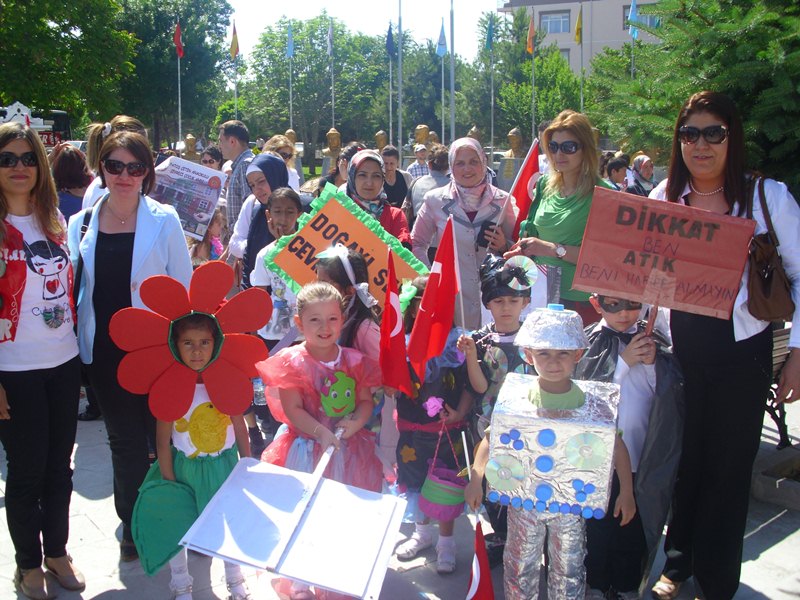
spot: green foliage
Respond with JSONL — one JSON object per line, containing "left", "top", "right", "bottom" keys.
{"left": 587, "top": 0, "right": 800, "bottom": 194}
{"left": 115, "top": 0, "right": 233, "bottom": 147}
{"left": 0, "top": 1, "right": 136, "bottom": 119}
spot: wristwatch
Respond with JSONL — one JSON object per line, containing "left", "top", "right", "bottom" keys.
{"left": 554, "top": 244, "right": 567, "bottom": 259}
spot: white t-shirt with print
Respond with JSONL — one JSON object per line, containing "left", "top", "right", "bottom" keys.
{"left": 250, "top": 242, "right": 300, "bottom": 342}
{"left": 172, "top": 384, "right": 235, "bottom": 457}
{"left": 0, "top": 214, "right": 79, "bottom": 371}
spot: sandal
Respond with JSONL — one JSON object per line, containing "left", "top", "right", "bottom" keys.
{"left": 651, "top": 575, "right": 681, "bottom": 600}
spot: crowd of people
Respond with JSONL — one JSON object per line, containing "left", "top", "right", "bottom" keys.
{"left": 0, "top": 90, "right": 798, "bottom": 600}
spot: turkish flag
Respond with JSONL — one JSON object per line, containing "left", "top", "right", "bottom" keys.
{"left": 466, "top": 521, "right": 495, "bottom": 599}
{"left": 173, "top": 22, "right": 185, "bottom": 59}
{"left": 379, "top": 250, "right": 413, "bottom": 396}
{"left": 407, "top": 217, "right": 459, "bottom": 383}
{"left": 510, "top": 139, "right": 541, "bottom": 239}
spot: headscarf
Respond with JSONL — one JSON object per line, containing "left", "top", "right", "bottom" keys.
{"left": 632, "top": 154, "right": 654, "bottom": 193}
{"left": 246, "top": 152, "right": 290, "bottom": 203}
{"left": 448, "top": 137, "right": 493, "bottom": 211}
{"left": 241, "top": 153, "right": 290, "bottom": 289}
{"left": 346, "top": 149, "right": 387, "bottom": 218}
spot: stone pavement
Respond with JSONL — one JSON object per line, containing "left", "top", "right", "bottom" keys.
{"left": 1, "top": 397, "right": 799, "bottom": 599}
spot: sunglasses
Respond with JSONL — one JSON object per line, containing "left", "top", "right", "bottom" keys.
{"left": 597, "top": 297, "right": 643, "bottom": 313}
{"left": 547, "top": 141, "right": 581, "bottom": 155}
{"left": 0, "top": 151, "right": 38, "bottom": 168}
{"left": 103, "top": 158, "right": 148, "bottom": 177}
{"left": 678, "top": 125, "right": 728, "bottom": 145}
{"left": 201, "top": 158, "right": 218, "bottom": 165}
{"left": 278, "top": 151, "right": 294, "bottom": 161}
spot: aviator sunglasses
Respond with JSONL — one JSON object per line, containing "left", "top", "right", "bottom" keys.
{"left": 547, "top": 140, "right": 581, "bottom": 155}
{"left": 678, "top": 125, "right": 728, "bottom": 145}
{"left": 103, "top": 158, "right": 148, "bottom": 177}
{"left": 0, "top": 151, "right": 38, "bottom": 168}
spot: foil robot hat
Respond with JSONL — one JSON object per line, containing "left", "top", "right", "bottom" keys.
{"left": 514, "top": 304, "right": 589, "bottom": 350}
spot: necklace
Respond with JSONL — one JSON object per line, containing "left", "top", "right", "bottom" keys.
{"left": 689, "top": 180, "right": 724, "bottom": 197}
{"left": 106, "top": 200, "right": 138, "bottom": 224}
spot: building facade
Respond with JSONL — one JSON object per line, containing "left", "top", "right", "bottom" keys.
{"left": 499, "top": 0, "right": 659, "bottom": 75}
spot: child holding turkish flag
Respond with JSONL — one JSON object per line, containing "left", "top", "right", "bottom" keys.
{"left": 393, "top": 275, "right": 477, "bottom": 575}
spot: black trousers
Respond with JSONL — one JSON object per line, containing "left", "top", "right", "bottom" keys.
{"left": 89, "top": 344, "right": 155, "bottom": 542}
{"left": 585, "top": 471, "right": 647, "bottom": 593}
{"left": 0, "top": 356, "right": 81, "bottom": 569}
{"left": 663, "top": 314, "right": 772, "bottom": 600}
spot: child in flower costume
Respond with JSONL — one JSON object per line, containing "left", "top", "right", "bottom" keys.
{"left": 109, "top": 261, "right": 272, "bottom": 600}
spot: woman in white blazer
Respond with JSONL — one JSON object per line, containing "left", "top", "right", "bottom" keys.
{"left": 67, "top": 131, "right": 192, "bottom": 562}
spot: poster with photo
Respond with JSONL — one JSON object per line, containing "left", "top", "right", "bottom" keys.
{"left": 151, "top": 156, "right": 227, "bottom": 240}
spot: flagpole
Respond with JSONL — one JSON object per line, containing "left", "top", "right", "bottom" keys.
{"left": 389, "top": 51, "right": 393, "bottom": 145}
{"left": 449, "top": 0, "right": 455, "bottom": 143}
{"left": 177, "top": 53, "right": 182, "bottom": 149}
{"left": 631, "top": 42, "right": 635, "bottom": 79}
{"left": 330, "top": 20, "right": 335, "bottom": 128}
{"left": 489, "top": 44, "right": 495, "bottom": 163}
{"left": 398, "top": 0, "right": 403, "bottom": 149}
{"left": 531, "top": 9, "right": 536, "bottom": 142}
{"left": 579, "top": 3, "right": 584, "bottom": 112}
{"left": 441, "top": 54, "right": 445, "bottom": 143}
{"left": 234, "top": 54, "right": 239, "bottom": 120}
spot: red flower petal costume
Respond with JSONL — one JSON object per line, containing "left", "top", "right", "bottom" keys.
{"left": 109, "top": 261, "right": 272, "bottom": 421}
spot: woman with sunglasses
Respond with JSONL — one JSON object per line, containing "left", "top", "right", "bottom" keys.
{"left": 68, "top": 131, "right": 192, "bottom": 563}
{"left": 508, "top": 110, "right": 610, "bottom": 324}
{"left": 648, "top": 91, "right": 800, "bottom": 600}
{"left": 200, "top": 144, "right": 224, "bottom": 171}
{"left": 264, "top": 134, "right": 300, "bottom": 191}
{"left": 0, "top": 123, "right": 85, "bottom": 600}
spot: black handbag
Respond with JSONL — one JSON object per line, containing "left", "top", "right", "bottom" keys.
{"left": 746, "top": 178, "right": 795, "bottom": 322}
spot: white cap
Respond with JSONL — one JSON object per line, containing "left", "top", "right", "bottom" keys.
{"left": 414, "top": 144, "right": 427, "bottom": 153}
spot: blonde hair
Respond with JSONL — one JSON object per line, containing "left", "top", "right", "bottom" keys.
{"left": 0, "top": 123, "right": 62, "bottom": 246}
{"left": 296, "top": 281, "right": 344, "bottom": 316}
{"left": 85, "top": 115, "right": 146, "bottom": 172}
{"left": 543, "top": 110, "right": 599, "bottom": 198}
{"left": 265, "top": 134, "right": 295, "bottom": 168}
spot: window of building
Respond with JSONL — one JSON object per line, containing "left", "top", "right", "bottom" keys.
{"left": 540, "top": 11, "right": 570, "bottom": 34}
{"left": 559, "top": 49, "right": 570, "bottom": 63}
{"left": 623, "top": 5, "right": 660, "bottom": 30}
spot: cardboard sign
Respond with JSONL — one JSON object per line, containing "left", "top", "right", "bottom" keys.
{"left": 265, "top": 184, "right": 428, "bottom": 302}
{"left": 573, "top": 187, "right": 755, "bottom": 319}
{"left": 151, "top": 156, "right": 227, "bottom": 240}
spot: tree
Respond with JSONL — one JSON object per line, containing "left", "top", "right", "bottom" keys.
{"left": 586, "top": 0, "right": 800, "bottom": 195}
{"left": 497, "top": 45, "right": 581, "bottom": 143}
{"left": 0, "top": 1, "right": 136, "bottom": 120}
{"left": 116, "top": 0, "right": 233, "bottom": 148}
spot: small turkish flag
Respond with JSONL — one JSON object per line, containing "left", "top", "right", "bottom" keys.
{"left": 510, "top": 139, "right": 541, "bottom": 239}
{"left": 466, "top": 521, "right": 495, "bottom": 599}
{"left": 380, "top": 250, "right": 412, "bottom": 396}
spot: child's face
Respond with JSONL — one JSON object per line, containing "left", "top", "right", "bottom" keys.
{"left": 295, "top": 299, "right": 343, "bottom": 350}
{"left": 524, "top": 348, "right": 581, "bottom": 385}
{"left": 176, "top": 326, "right": 215, "bottom": 371}
{"left": 590, "top": 296, "right": 642, "bottom": 333}
{"left": 487, "top": 295, "right": 528, "bottom": 331}
{"left": 266, "top": 196, "right": 300, "bottom": 238}
{"left": 207, "top": 214, "right": 223, "bottom": 237}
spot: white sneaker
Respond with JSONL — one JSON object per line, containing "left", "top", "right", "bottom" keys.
{"left": 396, "top": 530, "right": 434, "bottom": 560}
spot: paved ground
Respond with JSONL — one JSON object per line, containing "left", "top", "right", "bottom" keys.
{"left": 1, "top": 397, "right": 799, "bottom": 599}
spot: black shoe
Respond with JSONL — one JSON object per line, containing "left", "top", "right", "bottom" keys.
{"left": 120, "top": 540, "right": 139, "bottom": 562}
{"left": 77, "top": 407, "right": 102, "bottom": 421}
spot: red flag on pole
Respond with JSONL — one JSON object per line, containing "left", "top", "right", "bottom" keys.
{"left": 466, "top": 521, "right": 495, "bottom": 599}
{"left": 510, "top": 139, "right": 541, "bottom": 239}
{"left": 173, "top": 22, "right": 184, "bottom": 58}
{"left": 407, "top": 217, "right": 459, "bottom": 383}
{"left": 380, "top": 250, "right": 413, "bottom": 396}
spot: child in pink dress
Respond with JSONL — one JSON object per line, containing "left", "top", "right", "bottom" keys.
{"left": 257, "top": 281, "right": 383, "bottom": 493}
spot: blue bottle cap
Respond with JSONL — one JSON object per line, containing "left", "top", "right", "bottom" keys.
{"left": 547, "top": 303, "right": 565, "bottom": 311}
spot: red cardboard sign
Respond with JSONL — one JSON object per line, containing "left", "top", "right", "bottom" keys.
{"left": 573, "top": 187, "right": 755, "bottom": 319}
